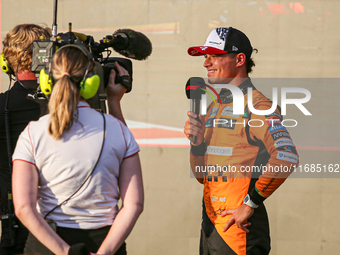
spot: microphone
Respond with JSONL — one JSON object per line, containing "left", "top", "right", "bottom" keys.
{"left": 185, "top": 77, "right": 206, "bottom": 144}
{"left": 104, "top": 29, "right": 152, "bottom": 61}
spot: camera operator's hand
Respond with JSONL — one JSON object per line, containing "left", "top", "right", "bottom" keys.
{"left": 105, "top": 62, "right": 128, "bottom": 101}
{"left": 106, "top": 62, "right": 129, "bottom": 126}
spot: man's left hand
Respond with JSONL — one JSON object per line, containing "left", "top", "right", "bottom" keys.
{"left": 221, "top": 204, "right": 254, "bottom": 233}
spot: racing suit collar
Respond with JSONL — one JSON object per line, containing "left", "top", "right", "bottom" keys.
{"left": 219, "top": 78, "right": 256, "bottom": 104}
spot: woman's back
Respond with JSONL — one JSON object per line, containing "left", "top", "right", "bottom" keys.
{"left": 13, "top": 101, "right": 139, "bottom": 229}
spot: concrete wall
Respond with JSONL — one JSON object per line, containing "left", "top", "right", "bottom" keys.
{"left": 1, "top": 0, "right": 340, "bottom": 254}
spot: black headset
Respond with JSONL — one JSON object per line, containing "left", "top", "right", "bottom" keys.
{"left": 39, "top": 44, "right": 100, "bottom": 100}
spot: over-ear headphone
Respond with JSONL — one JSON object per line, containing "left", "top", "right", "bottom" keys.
{"left": 39, "top": 44, "right": 100, "bottom": 99}
{"left": 0, "top": 52, "right": 14, "bottom": 75}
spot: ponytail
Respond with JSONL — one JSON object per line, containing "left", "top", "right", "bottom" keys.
{"left": 48, "top": 75, "right": 80, "bottom": 139}
{"left": 47, "top": 47, "right": 89, "bottom": 140}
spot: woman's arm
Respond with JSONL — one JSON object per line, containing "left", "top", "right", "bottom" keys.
{"left": 96, "top": 153, "right": 144, "bottom": 255}
{"left": 12, "top": 160, "right": 70, "bottom": 255}
{"left": 106, "top": 62, "right": 129, "bottom": 126}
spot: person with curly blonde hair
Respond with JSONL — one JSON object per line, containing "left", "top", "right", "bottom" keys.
{"left": 2, "top": 23, "right": 51, "bottom": 73}
{"left": 0, "top": 23, "right": 51, "bottom": 255}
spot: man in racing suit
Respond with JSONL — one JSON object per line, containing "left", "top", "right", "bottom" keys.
{"left": 184, "top": 27, "right": 298, "bottom": 255}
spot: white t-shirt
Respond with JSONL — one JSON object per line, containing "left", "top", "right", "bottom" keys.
{"left": 13, "top": 101, "right": 139, "bottom": 229}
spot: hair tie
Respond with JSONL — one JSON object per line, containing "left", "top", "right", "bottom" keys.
{"left": 62, "top": 72, "right": 70, "bottom": 77}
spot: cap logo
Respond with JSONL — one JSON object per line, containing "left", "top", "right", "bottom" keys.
{"left": 232, "top": 46, "right": 238, "bottom": 51}
{"left": 200, "top": 46, "right": 208, "bottom": 51}
{"left": 216, "top": 28, "right": 229, "bottom": 41}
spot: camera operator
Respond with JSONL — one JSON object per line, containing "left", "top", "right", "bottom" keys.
{"left": 0, "top": 23, "right": 51, "bottom": 254}
{"left": 12, "top": 45, "right": 144, "bottom": 255}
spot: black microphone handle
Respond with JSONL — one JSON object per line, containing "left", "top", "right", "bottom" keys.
{"left": 191, "top": 98, "right": 201, "bottom": 144}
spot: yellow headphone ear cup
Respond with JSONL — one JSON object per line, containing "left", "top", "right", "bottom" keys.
{"left": 1, "top": 52, "right": 13, "bottom": 75}
{"left": 40, "top": 69, "right": 52, "bottom": 95}
{"left": 80, "top": 74, "right": 100, "bottom": 99}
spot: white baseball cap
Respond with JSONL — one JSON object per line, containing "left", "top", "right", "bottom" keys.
{"left": 188, "top": 27, "right": 253, "bottom": 58}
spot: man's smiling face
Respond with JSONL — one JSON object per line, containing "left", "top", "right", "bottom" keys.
{"left": 203, "top": 53, "right": 238, "bottom": 84}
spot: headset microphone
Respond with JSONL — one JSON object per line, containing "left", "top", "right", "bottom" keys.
{"left": 185, "top": 77, "right": 206, "bottom": 144}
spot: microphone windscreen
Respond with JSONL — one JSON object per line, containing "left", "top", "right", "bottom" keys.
{"left": 185, "top": 77, "right": 206, "bottom": 99}
{"left": 112, "top": 29, "right": 152, "bottom": 60}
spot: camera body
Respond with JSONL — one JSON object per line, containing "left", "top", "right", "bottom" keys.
{"left": 31, "top": 31, "right": 133, "bottom": 112}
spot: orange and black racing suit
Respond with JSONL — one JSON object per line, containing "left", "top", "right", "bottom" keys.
{"left": 190, "top": 79, "right": 298, "bottom": 255}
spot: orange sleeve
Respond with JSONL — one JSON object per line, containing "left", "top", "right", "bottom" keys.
{"left": 189, "top": 103, "right": 214, "bottom": 184}
{"left": 247, "top": 101, "right": 299, "bottom": 205}
{"left": 190, "top": 152, "right": 205, "bottom": 184}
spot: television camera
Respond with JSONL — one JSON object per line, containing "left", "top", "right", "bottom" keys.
{"left": 30, "top": 0, "right": 152, "bottom": 112}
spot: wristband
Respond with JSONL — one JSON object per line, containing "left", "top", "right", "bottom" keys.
{"left": 243, "top": 194, "right": 259, "bottom": 209}
{"left": 249, "top": 186, "right": 266, "bottom": 205}
{"left": 190, "top": 142, "right": 207, "bottom": 156}
{"left": 68, "top": 243, "right": 91, "bottom": 255}
{"left": 116, "top": 75, "right": 132, "bottom": 93}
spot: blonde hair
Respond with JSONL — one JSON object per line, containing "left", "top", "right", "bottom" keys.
{"left": 2, "top": 24, "right": 51, "bottom": 73}
{"left": 48, "top": 47, "right": 92, "bottom": 140}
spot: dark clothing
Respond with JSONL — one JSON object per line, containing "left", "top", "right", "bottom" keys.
{"left": 25, "top": 226, "right": 127, "bottom": 255}
{"left": 200, "top": 223, "right": 237, "bottom": 255}
{"left": 0, "top": 227, "right": 29, "bottom": 255}
{"left": 0, "top": 80, "right": 48, "bottom": 254}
